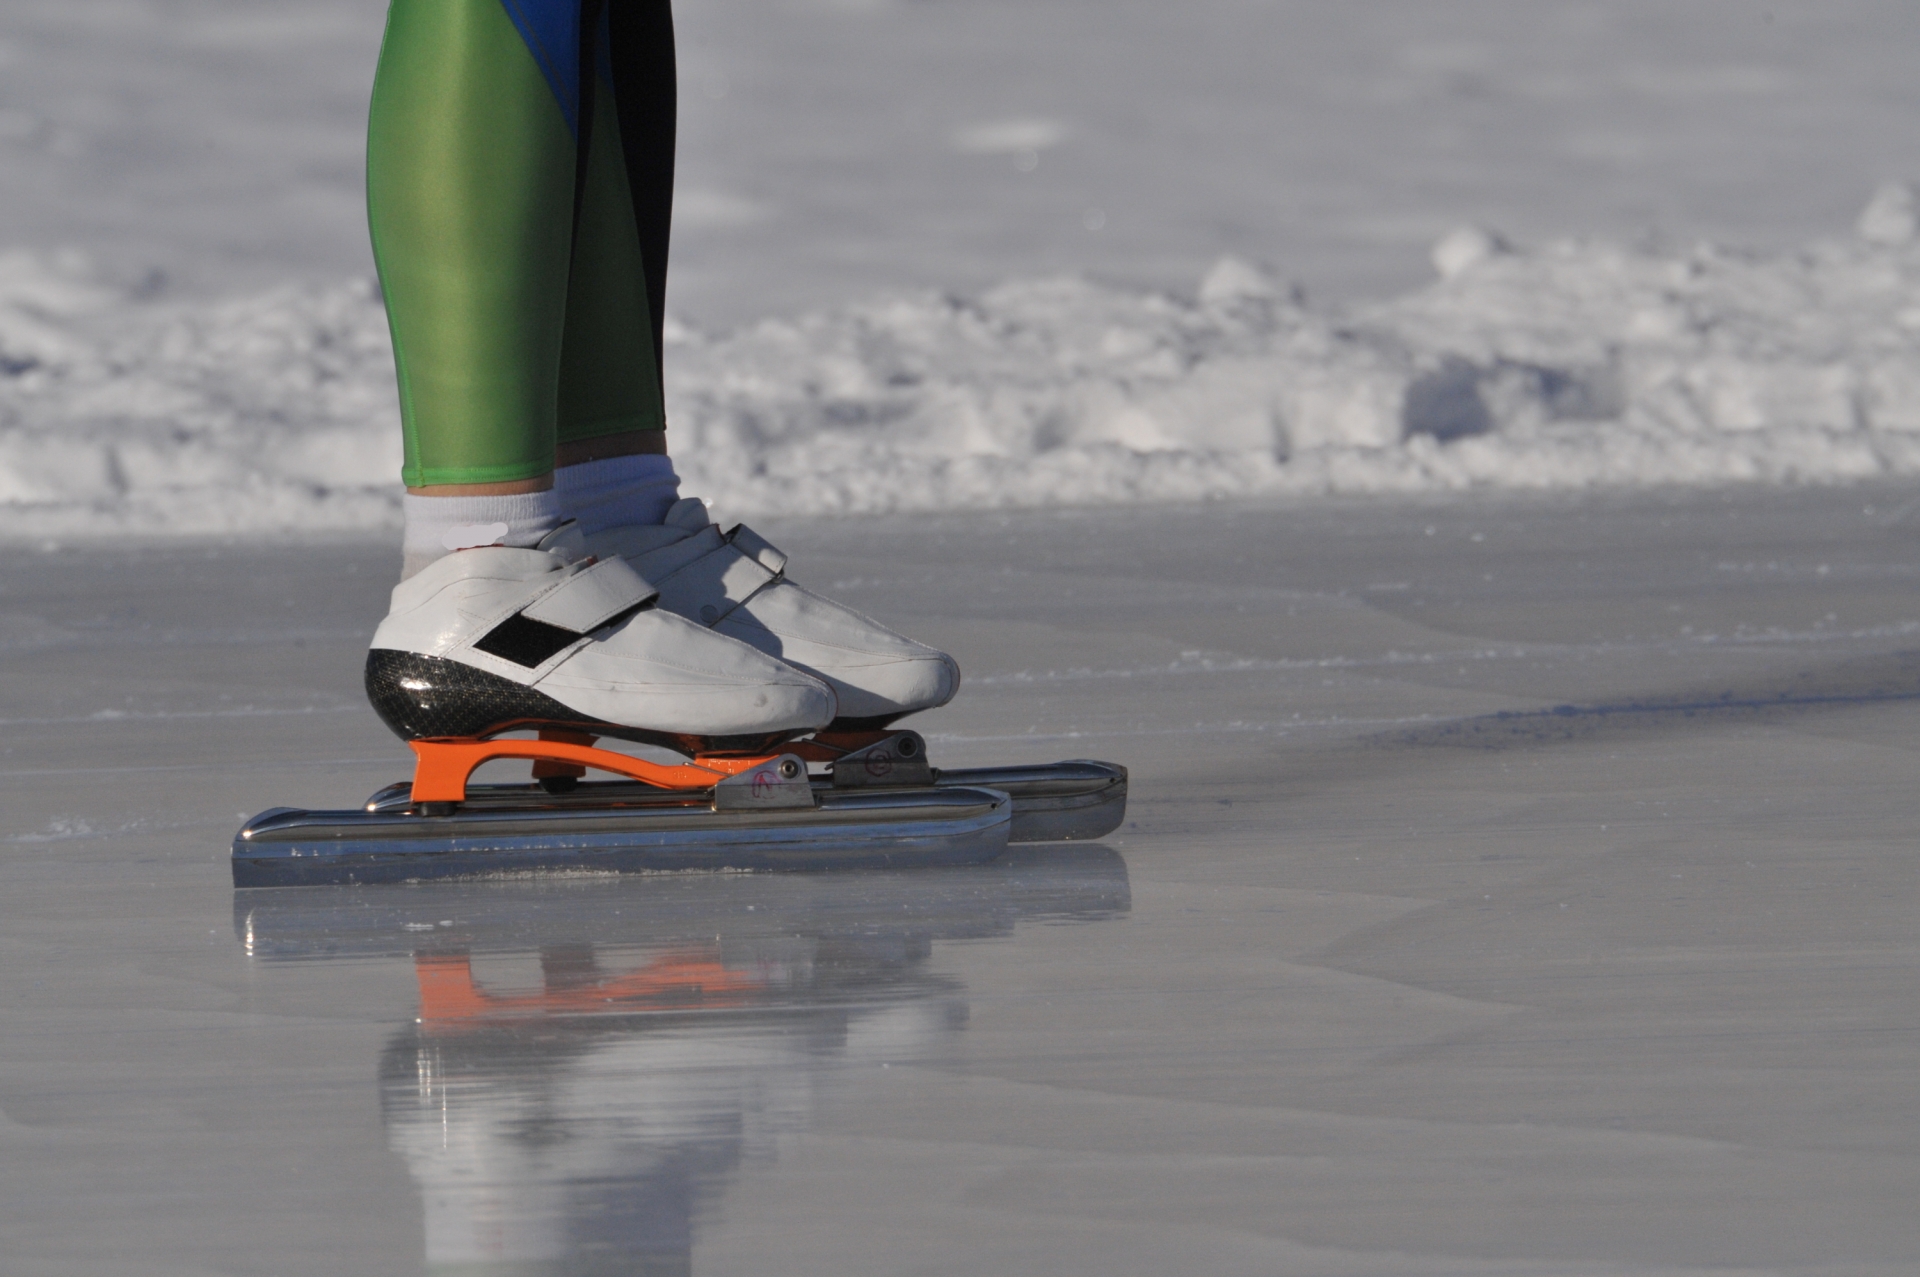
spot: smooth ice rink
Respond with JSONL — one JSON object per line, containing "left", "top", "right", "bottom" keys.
{"left": 6, "top": 1, "right": 1920, "bottom": 1271}
{"left": 2, "top": 485, "right": 1917, "bottom": 1275}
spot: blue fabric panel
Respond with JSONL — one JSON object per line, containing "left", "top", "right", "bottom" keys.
{"left": 498, "top": 0, "right": 581, "bottom": 134}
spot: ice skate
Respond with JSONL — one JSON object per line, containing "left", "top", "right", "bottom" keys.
{"left": 583, "top": 498, "right": 960, "bottom": 728}
{"left": 235, "top": 541, "right": 1120, "bottom": 885}
{"left": 236, "top": 522, "right": 1124, "bottom": 886}
{"left": 236, "top": 535, "right": 1001, "bottom": 885}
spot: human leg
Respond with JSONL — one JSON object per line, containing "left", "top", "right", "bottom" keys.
{"left": 369, "top": 0, "right": 581, "bottom": 572}
{"left": 369, "top": 0, "right": 578, "bottom": 491}
{"left": 363, "top": 0, "right": 834, "bottom": 747}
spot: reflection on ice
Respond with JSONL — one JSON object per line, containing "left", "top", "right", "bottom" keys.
{"left": 236, "top": 847, "right": 1129, "bottom": 1275}
{"left": 389, "top": 957, "right": 959, "bottom": 1274}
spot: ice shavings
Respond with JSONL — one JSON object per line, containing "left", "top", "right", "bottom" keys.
{"left": 11, "top": 191, "right": 1920, "bottom": 537}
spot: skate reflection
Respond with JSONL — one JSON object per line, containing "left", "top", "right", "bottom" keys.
{"left": 236, "top": 846, "right": 1129, "bottom": 1275}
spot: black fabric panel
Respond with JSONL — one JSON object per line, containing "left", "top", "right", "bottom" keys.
{"left": 473, "top": 613, "right": 584, "bottom": 667}
{"left": 471, "top": 600, "right": 654, "bottom": 668}
{"left": 570, "top": 0, "right": 608, "bottom": 247}
{"left": 604, "top": 0, "right": 676, "bottom": 374}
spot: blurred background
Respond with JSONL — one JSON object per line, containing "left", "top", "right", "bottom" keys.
{"left": 6, "top": 0, "right": 1920, "bottom": 535}
{"left": 3, "top": 1, "right": 1918, "bottom": 320}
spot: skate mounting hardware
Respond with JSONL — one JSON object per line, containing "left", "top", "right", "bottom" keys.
{"left": 232, "top": 727, "right": 1125, "bottom": 888}
{"left": 369, "top": 728, "right": 1126, "bottom": 842}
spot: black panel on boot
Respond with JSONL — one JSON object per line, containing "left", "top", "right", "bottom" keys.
{"left": 471, "top": 614, "right": 582, "bottom": 668}
{"left": 472, "top": 600, "right": 654, "bottom": 668}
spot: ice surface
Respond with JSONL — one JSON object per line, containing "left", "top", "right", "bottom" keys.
{"left": 15, "top": 213, "right": 1920, "bottom": 535}
{"left": 2, "top": 490, "right": 1918, "bottom": 1273}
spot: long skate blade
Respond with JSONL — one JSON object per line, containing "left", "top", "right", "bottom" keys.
{"left": 233, "top": 842, "right": 1133, "bottom": 962}
{"left": 232, "top": 787, "right": 1011, "bottom": 888}
{"left": 936, "top": 761, "right": 1128, "bottom": 842}
{"left": 361, "top": 760, "right": 1127, "bottom": 843}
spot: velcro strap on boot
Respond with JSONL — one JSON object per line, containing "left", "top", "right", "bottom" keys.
{"left": 725, "top": 524, "right": 788, "bottom": 576}
{"left": 521, "top": 557, "right": 658, "bottom": 633}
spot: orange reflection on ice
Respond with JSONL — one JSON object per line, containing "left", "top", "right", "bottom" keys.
{"left": 415, "top": 947, "right": 768, "bottom": 1026}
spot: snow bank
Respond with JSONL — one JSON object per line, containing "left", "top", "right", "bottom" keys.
{"left": 9, "top": 191, "right": 1920, "bottom": 537}
{"left": 0, "top": 252, "right": 401, "bottom": 537}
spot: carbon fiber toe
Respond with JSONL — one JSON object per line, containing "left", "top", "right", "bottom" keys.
{"left": 363, "top": 650, "right": 803, "bottom": 758}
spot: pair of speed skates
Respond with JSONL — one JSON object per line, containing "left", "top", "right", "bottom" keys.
{"left": 233, "top": 499, "right": 1125, "bottom": 886}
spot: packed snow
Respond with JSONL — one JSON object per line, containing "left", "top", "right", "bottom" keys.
{"left": 7, "top": 1, "right": 1920, "bottom": 538}
{"left": 6, "top": 189, "right": 1920, "bottom": 537}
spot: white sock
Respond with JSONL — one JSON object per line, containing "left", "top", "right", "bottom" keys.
{"left": 552, "top": 452, "right": 680, "bottom": 536}
{"left": 400, "top": 488, "right": 564, "bottom": 579}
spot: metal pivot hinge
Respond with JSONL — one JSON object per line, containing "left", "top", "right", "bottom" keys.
{"left": 711, "top": 755, "right": 816, "bottom": 810}
{"left": 830, "top": 731, "right": 935, "bottom": 788}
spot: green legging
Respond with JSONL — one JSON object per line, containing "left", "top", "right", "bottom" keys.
{"left": 368, "top": 0, "right": 675, "bottom": 488}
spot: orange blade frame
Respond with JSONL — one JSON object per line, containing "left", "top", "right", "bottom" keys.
{"left": 408, "top": 737, "right": 781, "bottom": 804}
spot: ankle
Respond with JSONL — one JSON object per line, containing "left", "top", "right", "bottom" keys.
{"left": 400, "top": 488, "right": 565, "bottom": 579}
{"left": 553, "top": 452, "right": 680, "bottom": 536}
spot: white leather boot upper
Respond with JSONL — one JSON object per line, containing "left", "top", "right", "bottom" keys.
{"left": 370, "top": 539, "right": 835, "bottom": 741}
{"left": 582, "top": 500, "right": 961, "bottom": 725}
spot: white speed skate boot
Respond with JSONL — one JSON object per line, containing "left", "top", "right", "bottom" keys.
{"left": 364, "top": 527, "right": 836, "bottom": 756}
{"left": 582, "top": 499, "right": 960, "bottom": 729}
